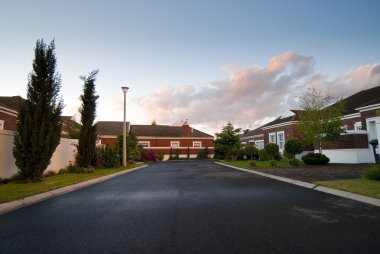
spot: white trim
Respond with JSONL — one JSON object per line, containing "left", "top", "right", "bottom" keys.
{"left": 342, "top": 130, "right": 367, "bottom": 135}
{"left": 276, "top": 131, "right": 285, "bottom": 151}
{"left": 142, "top": 146, "right": 214, "bottom": 150}
{"left": 356, "top": 103, "right": 380, "bottom": 112}
{"left": 170, "top": 141, "right": 180, "bottom": 148}
{"left": 342, "top": 113, "right": 360, "bottom": 120}
{"left": 138, "top": 141, "right": 150, "bottom": 148}
{"left": 262, "top": 121, "right": 297, "bottom": 130}
{"left": 241, "top": 134, "right": 264, "bottom": 140}
{"left": 98, "top": 135, "right": 214, "bottom": 140}
{"left": 268, "top": 132, "right": 276, "bottom": 143}
{"left": 193, "top": 141, "right": 202, "bottom": 148}
{"left": 0, "top": 107, "right": 18, "bottom": 117}
{"left": 0, "top": 120, "right": 4, "bottom": 131}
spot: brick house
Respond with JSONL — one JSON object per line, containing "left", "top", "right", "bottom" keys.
{"left": 96, "top": 121, "right": 214, "bottom": 160}
{"left": 241, "top": 86, "right": 380, "bottom": 163}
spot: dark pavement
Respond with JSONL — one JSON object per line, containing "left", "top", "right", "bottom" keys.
{"left": 1, "top": 161, "right": 380, "bottom": 254}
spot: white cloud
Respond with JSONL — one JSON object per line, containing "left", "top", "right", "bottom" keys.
{"left": 132, "top": 51, "right": 380, "bottom": 134}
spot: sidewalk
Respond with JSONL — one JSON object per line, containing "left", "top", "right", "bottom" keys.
{"left": 216, "top": 162, "right": 380, "bottom": 208}
{"left": 0, "top": 164, "right": 148, "bottom": 215}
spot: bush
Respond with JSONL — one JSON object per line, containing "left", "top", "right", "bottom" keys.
{"left": 289, "top": 158, "right": 301, "bottom": 166}
{"left": 197, "top": 147, "right": 210, "bottom": 159}
{"left": 301, "top": 153, "right": 330, "bottom": 165}
{"left": 284, "top": 138, "right": 304, "bottom": 159}
{"left": 259, "top": 149, "right": 268, "bottom": 161}
{"left": 67, "top": 165, "right": 95, "bottom": 173}
{"left": 157, "top": 150, "right": 164, "bottom": 161}
{"left": 248, "top": 160, "right": 257, "bottom": 168}
{"left": 364, "top": 165, "right": 380, "bottom": 181}
{"left": 103, "top": 144, "right": 120, "bottom": 168}
{"left": 244, "top": 145, "right": 259, "bottom": 160}
{"left": 143, "top": 150, "right": 157, "bottom": 161}
{"left": 265, "top": 143, "right": 279, "bottom": 160}
{"left": 269, "top": 160, "right": 277, "bottom": 167}
{"left": 91, "top": 145, "right": 105, "bottom": 168}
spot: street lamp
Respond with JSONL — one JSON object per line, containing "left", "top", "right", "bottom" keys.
{"left": 121, "top": 86, "right": 129, "bottom": 167}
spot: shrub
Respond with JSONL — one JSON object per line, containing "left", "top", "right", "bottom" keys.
{"left": 265, "top": 143, "right": 279, "bottom": 160}
{"left": 301, "top": 153, "right": 329, "bottom": 165}
{"left": 244, "top": 145, "right": 259, "bottom": 160}
{"left": 248, "top": 160, "right": 257, "bottom": 168}
{"left": 157, "top": 150, "right": 165, "bottom": 161}
{"left": 269, "top": 160, "right": 277, "bottom": 167}
{"left": 259, "top": 149, "right": 268, "bottom": 161}
{"left": 103, "top": 144, "right": 120, "bottom": 168}
{"left": 197, "top": 147, "right": 209, "bottom": 159}
{"left": 289, "top": 158, "right": 301, "bottom": 166}
{"left": 91, "top": 145, "right": 105, "bottom": 168}
{"left": 284, "top": 138, "right": 304, "bottom": 159}
{"left": 364, "top": 165, "right": 380, "bottom": 181}
{"left": 143, "top": 150, "right": 157, "bottom": 161}
{"left": 67, "top": 165, "right": 95, "bottom": 173}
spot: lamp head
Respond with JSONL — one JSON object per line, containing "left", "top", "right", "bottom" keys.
{"left": 121, "top": 86, "right": 129, "bottom": 93}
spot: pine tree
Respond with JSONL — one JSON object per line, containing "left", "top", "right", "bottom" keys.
{"left": 76, "top": 70, "right": 99, "bottom": 168}
{"left": 13, "top": 39, "right": 63, "bottom": 182}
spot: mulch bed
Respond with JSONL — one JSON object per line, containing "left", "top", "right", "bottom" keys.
{"left": 253, "top": 164, "right": 374, "bottom": 183}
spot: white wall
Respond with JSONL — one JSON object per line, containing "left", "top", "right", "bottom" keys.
{"left": 316, "top": 148, "right": 375, "bottom": 164}
{"left": 0, "top": 130, "right": 78, "bottom": 179}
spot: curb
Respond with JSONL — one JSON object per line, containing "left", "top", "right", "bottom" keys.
{"left": 0, "top": 164, "right": 148, "bottom": 215}
{"left": 215, "top": 162, "right": 380, "bottom": 207}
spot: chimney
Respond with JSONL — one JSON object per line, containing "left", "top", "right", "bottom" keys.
{"left": 182, "top": 119, "right": 190, "bottom": 137}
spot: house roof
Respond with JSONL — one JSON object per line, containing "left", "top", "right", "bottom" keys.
{"left": 340, "top": 85, "right": 380, "bottom": 115}
{"left": 96, "top": 121, "right": 213, "bottom": 138}
{"left": 0, "top": 96, "right": 25, "bottom": 112}
{"left": 240, "top": 127, "right": 264, "bottom": 139}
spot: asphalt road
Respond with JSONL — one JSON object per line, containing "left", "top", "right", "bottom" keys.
{"left": 1, "top": 161, "right": 380, "bottom": 254}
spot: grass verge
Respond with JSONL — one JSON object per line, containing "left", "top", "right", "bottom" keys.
{"left": 316, "top": 178, "right": 380, "bottom": 199}
{"left": 0, "top": 163, "right": 144, "bottom": 204}
{"left": 221, "top": 160, "right": 290, "bottom": 169}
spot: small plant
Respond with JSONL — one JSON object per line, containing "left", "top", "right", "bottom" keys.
{"left": 103, "top": 144, "right": 120, "bottom": 168}
{"left": 265, "top": 143, "right": 280, "bottom": 160}
{"left": 258, "top": 149, "right": 268, "bottom": 161}
{"left": 302, "top": 153, "right": 329, "bottom": 165}
{"left": 363, "top": 165, "right": 380, "bottom": 181}
{"left": 269, "top": 160, "right": 277, "bottom": 167}
{"left": 289, "top": 158, "right": 301, "bottom": 166}
{"left": 157, "top": 150, "right": 164, "bottom": 161}
{"left": 248, "top": 160, "right": 257, "bottom": 168}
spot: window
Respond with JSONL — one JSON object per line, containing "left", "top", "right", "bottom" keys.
{"left": 255, "top": 140, "right": 264, "bottom": 150}
{"left": 0, "top": 120, "right": 3, "bottom": 130}
{"left": 269, "top": 133, "right": 276, "bottom": 143}
{"left": 193, "top": 141, "right": 201, "bottom": 148}
{"left": 354, "top": 122, "right": 362, "bottom": 130}
{"left": 277, "top": 131, "right": 285, "bottom": 150}
{"left": 171, "top": 141, "right": 180, "bottom": 148}
{"left": 138, "top": 141, "right": 150, "bottom": 148}
{"left": 249, "top": 140, "right": 255, "bottom": 145}
{"left": 241, "top": 141, "right": 247, "bottom": 146}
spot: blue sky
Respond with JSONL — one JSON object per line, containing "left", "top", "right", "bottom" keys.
{"left": 1, "top": 0, "right": 379, "bottom": 134}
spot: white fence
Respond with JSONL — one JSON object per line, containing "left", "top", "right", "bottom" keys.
{"left": 0, "top": 130, "right": 78, "bottom": 179}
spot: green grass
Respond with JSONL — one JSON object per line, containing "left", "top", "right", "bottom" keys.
{"left": 221, "top": 160, "right": 290, "bottom": 169}
{"left": 316, "top": 178, "right": 380, "bottom": 199}
{"left": 0, "top": 163, "right": 144, "bottom": 204}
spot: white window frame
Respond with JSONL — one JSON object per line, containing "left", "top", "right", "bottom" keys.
{"left": 354, "top": 121, "right": 362, "bottom": 130}
{"left": 139, "top": 141, "right": 150, "bottom": 148}
{"left": 0, "top": 120, "right": 4, "bottom": 130}
{"left": 171, "top": 141, "right": 180, "bottom": 148}
{"left": 277, "top": 131, "right": 285, "bottom": 150}
{"left": 241, "top": 141, "right": 247, "bottom": 146}
{"left": 255, "top": 140, "right": 264, "bottom": 150}
{"left": 193, "top": 141, "right": 202, "bottom": 148}
{"left": 269, "top": 132, "right": 276, "bottom": 144}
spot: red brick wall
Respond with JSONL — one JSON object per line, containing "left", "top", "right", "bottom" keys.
{"left": 321, "top": 133, "right": 369, "bottom": 149}
{"left": 342, "top": 117, "right": 361, "bottom": 130}
{"left": 262, "top": 124, "right": 304, "bottom": 145}
{"left": 0, "top": 112, "right": 17, "bottom": 131}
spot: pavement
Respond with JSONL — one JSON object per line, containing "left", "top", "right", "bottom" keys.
{"left": 216, "top": 162, "right": 380, "bottom": 207}
{"left": 1, "top": 161, "right": 380, "bottom": 253}
{"left": 0, "top": 164, "right": 148, "bottom": 215}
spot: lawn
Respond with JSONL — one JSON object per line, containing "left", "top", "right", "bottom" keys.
{"left": 316, "top": 178, "right": 380, "bottom": 199}
{"left": 221, "top": 160, "right": 290, "bottom": 169}
{"left": 0, "top": 163, "right": 144, "bottom": 204}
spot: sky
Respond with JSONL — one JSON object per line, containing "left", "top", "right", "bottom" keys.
{"left": 1, "top": 0, "right": 379, "bottom": 135}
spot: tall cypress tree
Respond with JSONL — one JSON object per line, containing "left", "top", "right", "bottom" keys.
{"left": 13, "top": 39, "right": 63, "bottom": 182}
{"left": 76, "top": 70, "right": 99, "bottom": 168}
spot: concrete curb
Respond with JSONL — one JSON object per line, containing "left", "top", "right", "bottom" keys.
{"left": 0, "top": 164, "right": 148, "bottom": 215}
{"left": 215, "top": 162, "right": 380, "bottom": 208}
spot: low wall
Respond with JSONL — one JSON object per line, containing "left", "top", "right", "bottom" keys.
{"left": 315, "top": 148, "right": 375, "bottom": 164}
{"left": 0, "top": 130, "right": 78, "bottom": 179}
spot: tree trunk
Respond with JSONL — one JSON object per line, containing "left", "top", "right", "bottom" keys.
{"left": 319, "top": 139, "right": 322, "bottom": 154}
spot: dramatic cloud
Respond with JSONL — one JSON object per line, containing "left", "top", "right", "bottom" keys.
{"left": 133, "top": 51, "right": 380, "bottom": 134}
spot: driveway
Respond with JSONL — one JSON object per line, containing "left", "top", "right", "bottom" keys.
{"left": 1, "top": 161, "right": 379, "bottom": 253}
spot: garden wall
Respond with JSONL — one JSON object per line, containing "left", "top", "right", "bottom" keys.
{"left": 0, "top": 130, "right": 78, "bottom": 179}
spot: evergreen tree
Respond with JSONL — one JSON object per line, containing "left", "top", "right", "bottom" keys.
{"left": 214, "top": 122, "right": 241, "bottom": 159}
{"left": 76, "top": 70, "right": 99, "bottom": 168}
{"left": 13, "top": 39, "right": 63, "bottom": 182}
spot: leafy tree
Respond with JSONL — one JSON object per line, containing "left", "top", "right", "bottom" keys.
{"left": 214, "top": 122, "right": 241, "bottom": 159}
{"left": 13, "top": 39, "right": 63, "bottom": 182}
{"left": 297, "top": 88, "right": 345, "bottom": 154}
{"left": 245, "top": 145, "right": 259, "bottom": 160}
{"left": 284, "top": 138, "right": 304, "bottom": 159}
{"left": 117, "top": 131, "right": 140, "bottom": 162}
{"left": 265, "top": 143, "right": 279, "bottom": 160}
{"left": 76, "top": 70, "right": 99, "bottom": 168}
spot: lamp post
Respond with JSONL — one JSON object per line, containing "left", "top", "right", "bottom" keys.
{"left": 121, "top": 86, "right": 129, "bottom": 167}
